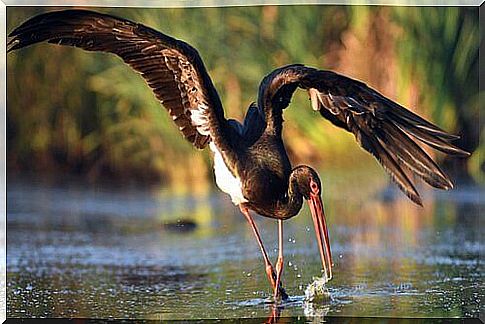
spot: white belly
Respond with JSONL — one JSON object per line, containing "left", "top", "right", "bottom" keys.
{"left": 209, "top": 142, "right": 248, "bottom": 205}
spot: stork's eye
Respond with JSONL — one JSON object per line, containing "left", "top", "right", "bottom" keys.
{"left": 310, "top": 179, "right": 319, "bottom": 194}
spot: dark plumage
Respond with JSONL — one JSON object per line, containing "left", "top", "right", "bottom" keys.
{"left": 256, "top": 64, "right": 469, "bottom": 206}
{"left": 8, "top": 9, "right": 224, "bottom": 149}
{"left": 8, "top": 9, "right": 469, "bottom": 300}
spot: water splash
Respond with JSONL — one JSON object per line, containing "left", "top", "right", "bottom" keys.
{"left": 304, "top": 276, "right": 331, "bottom": 303}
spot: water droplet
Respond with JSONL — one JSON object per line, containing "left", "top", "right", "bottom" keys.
{"left": 339, "top": 254, "right": 343, "bottom": 259}
{"left": 306, "top": 227, "right": 310, "bottom": 232}
{"left": 247, "top": 272, "right": 252, "bottom": 277}
{"left": 297, "top": 274, "right": 301, "bottom": 278}
{"left": 288, "top": 261, "right": 293, "bottom": 267}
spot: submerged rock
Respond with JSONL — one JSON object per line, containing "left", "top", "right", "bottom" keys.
{"left": 162, "top": 219, "right": 197, "bottom": 232}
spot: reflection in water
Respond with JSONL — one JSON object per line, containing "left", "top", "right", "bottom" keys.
{"left": 303, "top": 301, "right": 330, "bottom": 321}
{"left": 264, "top": 305, "right": 281, "bottom": 324}
{"left": 6, "top": 177, "right": 484, "bottom": 319}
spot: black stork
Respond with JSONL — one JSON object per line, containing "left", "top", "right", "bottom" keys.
{"left": 8, "top": 9, "right": 469, "bottom": 301}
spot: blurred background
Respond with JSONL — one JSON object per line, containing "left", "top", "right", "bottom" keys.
{"left": 7, "top": 6, "right": 481, "bottom": 189}
{"left": 6, "top": 6, "right": 483, "bottom": 319}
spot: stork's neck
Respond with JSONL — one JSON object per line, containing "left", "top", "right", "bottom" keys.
{"left": 257, "top": 88, "right": 284, "bottom": 137}
{"left": 264, "top": 107, "right": 284, "bottom": 136}
{"left": 275, "top": 170, "right": 304, "bottom": 219}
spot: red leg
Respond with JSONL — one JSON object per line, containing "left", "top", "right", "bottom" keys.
{"left": 264, "top": 304, "right": 281, "bottom": 324}
{"left": 239, "top": 205, "right": 288, "bottom": 301}
{"left": 274, "top": 219, "right": 284, "bottom": 301}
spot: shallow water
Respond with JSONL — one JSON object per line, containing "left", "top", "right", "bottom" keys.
{"left": 7, "top": 176, "right": 484, "bottom": 320}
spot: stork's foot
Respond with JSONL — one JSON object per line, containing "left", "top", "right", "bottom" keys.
{"left": 275, "top": 282, "right": 289, "bottom": 302}
{"left": 265, "top": 264, "right": 289, "bottom": 301}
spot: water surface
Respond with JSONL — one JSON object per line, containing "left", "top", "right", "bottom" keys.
{"left": 7, "top": 176, "right": 483, "bottom": 320}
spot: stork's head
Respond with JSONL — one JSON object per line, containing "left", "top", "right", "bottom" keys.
{"left": 292, "top": 165, "right": 333, "bottom": 280}
{"left": 293, "top": 166, "right": 322, "bottom": 200}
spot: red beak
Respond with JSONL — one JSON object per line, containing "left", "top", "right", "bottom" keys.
{"left": 307, "top": 192, "right": 333, "bottom": 281}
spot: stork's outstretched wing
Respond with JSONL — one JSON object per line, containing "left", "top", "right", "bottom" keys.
{"left": 8, "top": 9, "right": 227, "bottom": 149}
{"left": 259, "top": 64, "right": 469, "bottom": 205}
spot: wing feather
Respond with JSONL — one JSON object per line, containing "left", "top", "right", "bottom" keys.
{"left": 352, "top": 115, "right": 423, "bottom": 205}
{"left": 8, "top": 9, "right": 227, "bottom": 149}
{"left": 259, "top": 64, "right": 470, "bottom": 205}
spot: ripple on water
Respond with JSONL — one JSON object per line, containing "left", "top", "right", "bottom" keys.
{"left": 7, "top": 179, "right": 484, "bottom": 319}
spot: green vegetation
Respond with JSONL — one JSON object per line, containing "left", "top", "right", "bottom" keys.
{"left": 7, "top": 6, "right": 481, "bottom": 189}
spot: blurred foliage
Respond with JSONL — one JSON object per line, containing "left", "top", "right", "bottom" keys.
{"left": 6, "top": 6, "right": 481, "bottom": 189}
{"left": 391, "top": 7, "right": 481, "bottom": 182}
